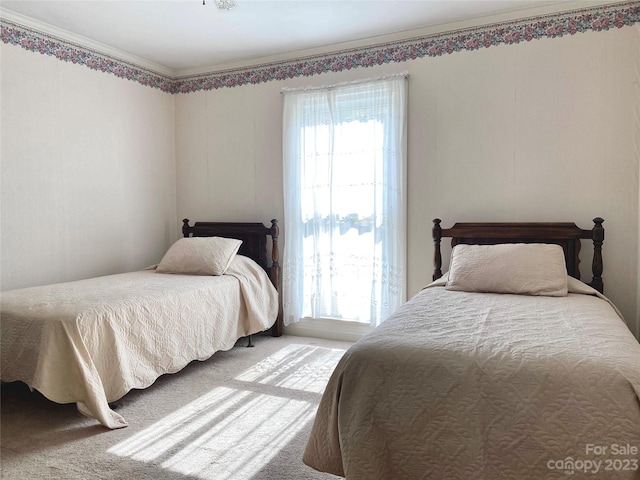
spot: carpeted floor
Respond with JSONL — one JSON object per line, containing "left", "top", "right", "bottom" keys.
{"left": 1, "top": 335, "right": 351, "bottom": 480}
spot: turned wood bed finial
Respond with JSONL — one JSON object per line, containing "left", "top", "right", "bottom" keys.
{"left": 270, "top": 219, "right": 280, "bottom": 267}
{"left": 433, "top": 219, "right": 443, "bottom": 281}
{"left": 270, "top": 219, "right": 283, "bottom": 337}
{"left": 182, "top": 218, "right": 191, "bottom": 237}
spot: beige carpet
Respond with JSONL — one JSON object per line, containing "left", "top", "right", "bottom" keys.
{"left": 1, "top": 335, "right": 351, "bottom": 480}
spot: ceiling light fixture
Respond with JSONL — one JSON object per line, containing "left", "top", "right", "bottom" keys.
{"left": 202, "top": 0, "right": 237, "bottom": 10}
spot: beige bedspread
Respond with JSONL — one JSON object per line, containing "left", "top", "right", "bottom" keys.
{"left": 304, "top": 280, "right": 640, "bottom": 479}
{"left": 1, "top": 255, "right": 278, "bottom": 429}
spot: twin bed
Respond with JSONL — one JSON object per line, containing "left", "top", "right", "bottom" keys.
{"left": 304, "top": 218, "right": 640, "bottom": 479}
{"left": 3, "top": 216, "right": 639, "bottom": 479}
{"left": 1, "top": 219, "right": 283, "bottom": 429}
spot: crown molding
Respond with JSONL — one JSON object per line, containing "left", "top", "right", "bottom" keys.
{"left": 0, "top": 7, "right": 176, "bottom": 78}
{"left": 176, "top": 0, "right": 621, "bottom": 77}
{"left": 173, "top": 1, "right": 640, "bottom": 93}
{"left": 2, "top": 1, "right": 638, "bottom": 94}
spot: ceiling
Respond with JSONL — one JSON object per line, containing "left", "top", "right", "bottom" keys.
{"left": 1, "top": 0, "right": 577, "bottom": 72}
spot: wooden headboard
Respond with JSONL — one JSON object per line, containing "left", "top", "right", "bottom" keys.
{"left": 432, "top": 218, "right": 605, "bottom": 293}
{"left": 182, "top": 219, "right": 283, "bottom": 337}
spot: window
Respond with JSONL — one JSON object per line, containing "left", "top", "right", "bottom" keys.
{"left": 282, "top": 75, "right": 407, "bottom": 328}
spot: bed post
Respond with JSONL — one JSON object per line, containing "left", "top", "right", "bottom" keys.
{"left": 182, "top": 219, "right": 191, "bottom": 237}
{"left": 270, "top": 219, "right": 284, "bottom": 337}
{"left": 433, "top": 219, "right": 443, "bottom": 281}
{"left": 591, "top": 217, "right": 604, "bottom": 294}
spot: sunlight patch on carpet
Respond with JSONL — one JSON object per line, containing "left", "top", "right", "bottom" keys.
{"left": 235, "top": 343, "right": 346, "bottom": 393}
{"left": 107, "top": 343, "right": 346, "bottom": 479}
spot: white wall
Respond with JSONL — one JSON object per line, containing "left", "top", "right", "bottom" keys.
{"left": 2, "top": 9, "right": 638, "bottom": 339}
{"left": 1, "top": 45, "right": 177, "bottom": 289}
{"left": 175, "top": 83, "right": 283, "bottom": 226}
{"left": 175, "top": 26, "right": 640, "bottom": 338}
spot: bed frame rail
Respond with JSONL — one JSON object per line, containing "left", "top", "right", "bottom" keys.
{"left": 432, "top": 218, "right": 605, "bottom": 293}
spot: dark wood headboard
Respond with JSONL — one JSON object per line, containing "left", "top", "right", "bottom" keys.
{"left": 432, "top": 218, "right": 605, "bottom": 293}
{"left": 182, "top": 219, "right": 283, "bottom": 337}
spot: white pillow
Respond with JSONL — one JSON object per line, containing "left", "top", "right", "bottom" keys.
{"left": 445, "top": 243, "right": 568, "bottom": 296}
{"left": 156, "top": 237, "right": 242, "bottom": 276}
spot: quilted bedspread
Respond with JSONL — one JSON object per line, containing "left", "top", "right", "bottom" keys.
{"left": 0, "top": 255, "right": 278, "bottom": 429}
{"left": 304, "top": 280, "right": 640, "bottom": 479}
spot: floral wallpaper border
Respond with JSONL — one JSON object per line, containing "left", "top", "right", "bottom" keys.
{"left": 2, "top": 1, "right": 639, "bottom": 94}
{"left": 0, "top": 20, "right": 175, "bottom": 92}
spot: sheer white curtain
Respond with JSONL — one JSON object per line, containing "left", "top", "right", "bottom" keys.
{"left": 282, "top": 75, "right": 407, "bottom": 327}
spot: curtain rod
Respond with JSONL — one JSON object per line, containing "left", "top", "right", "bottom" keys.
{"left": 281, "top": 72, "right": 409, "bottom": 94}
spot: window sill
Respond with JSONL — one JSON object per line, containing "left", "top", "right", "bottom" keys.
{"left": 284, "top": 317, "right": 372, "bottom": 343}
